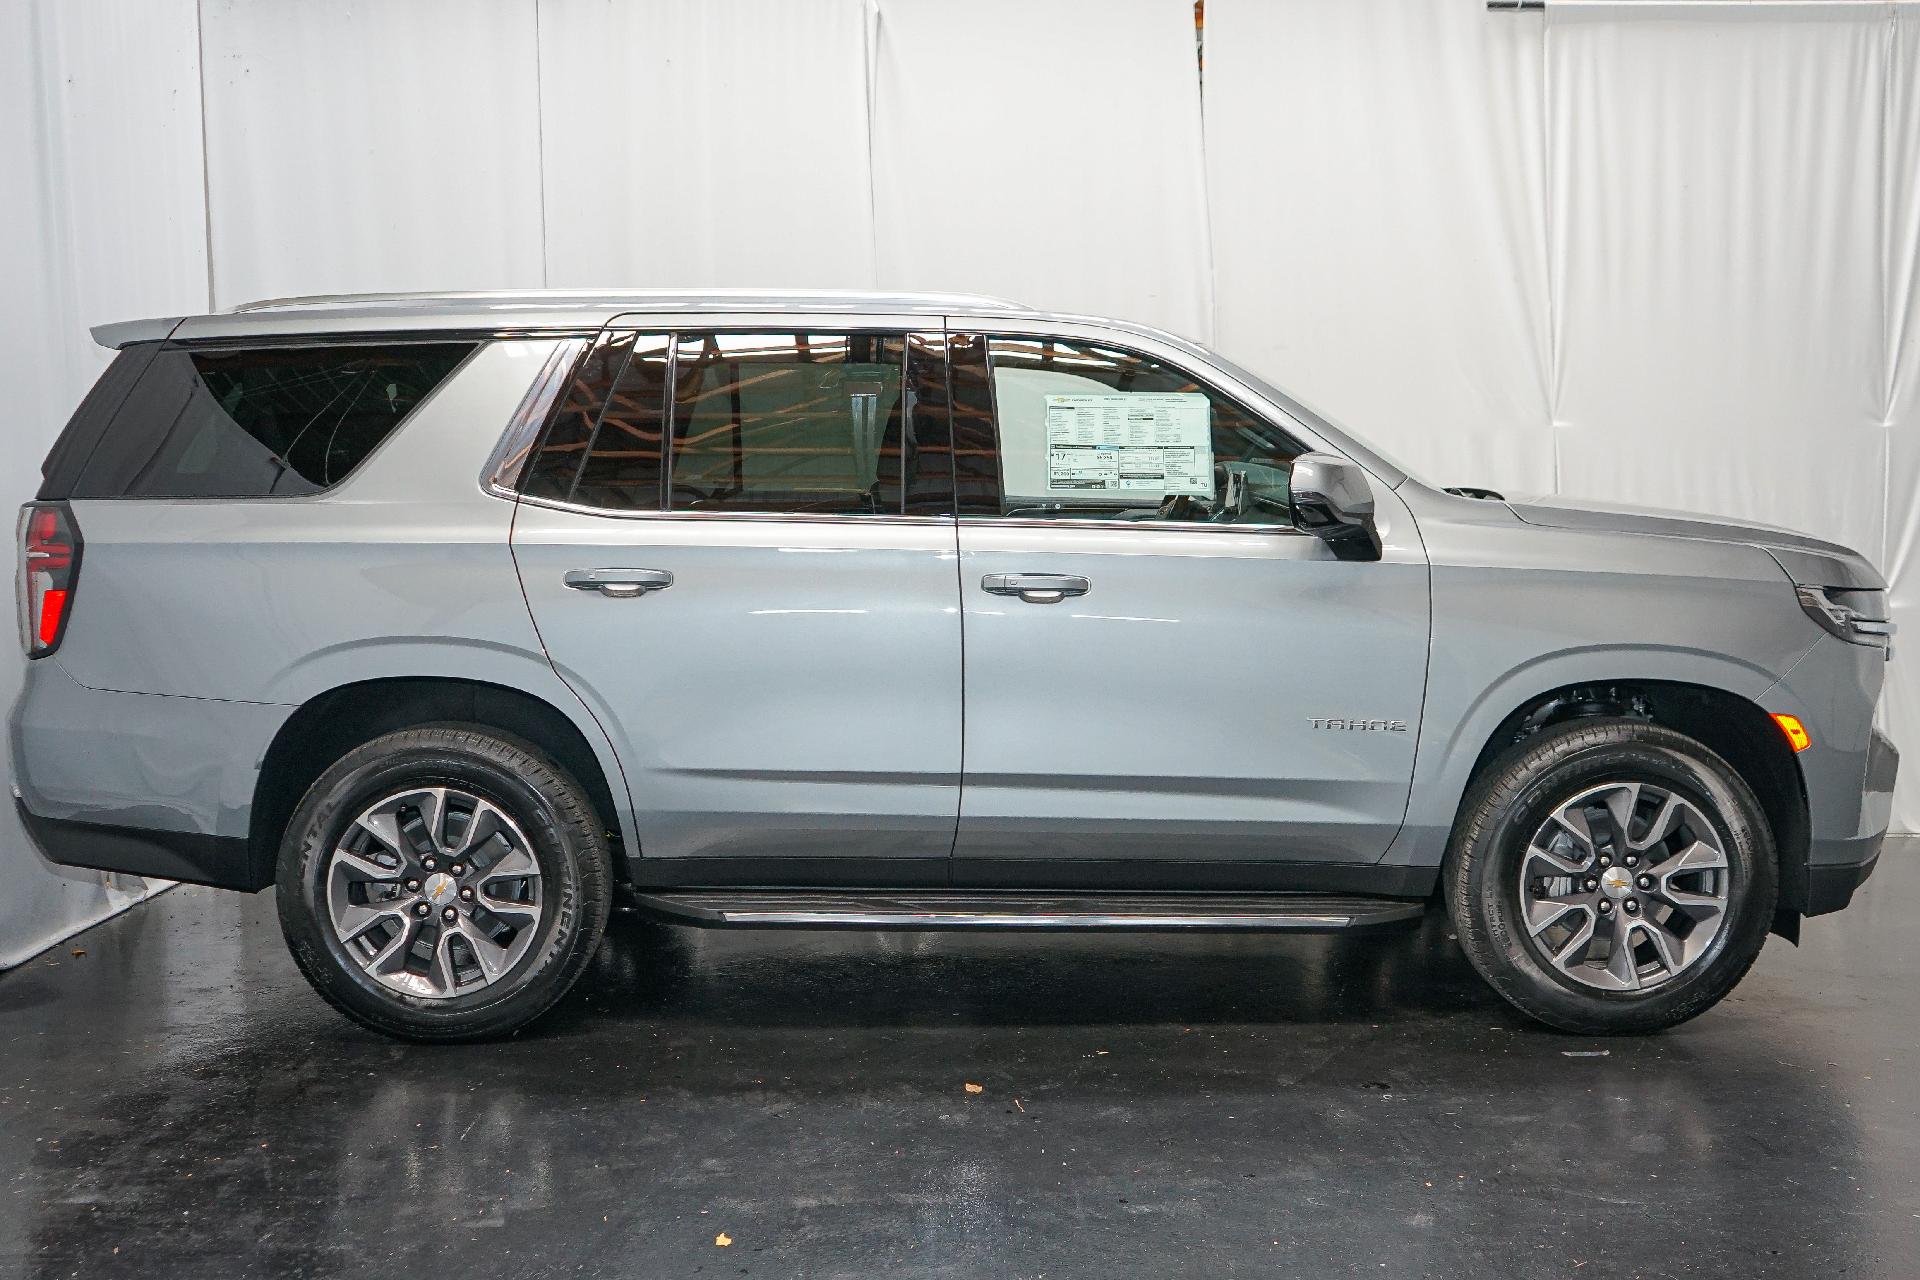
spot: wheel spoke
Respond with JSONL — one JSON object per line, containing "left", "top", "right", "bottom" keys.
{"left": 362, "top": 918, "right": 414, "bottom": 977}
{"left": 427, "top": 926, "right": 459, "bottom": 995}
{"left": 1636, "top": 917, "right": 1683, "bottom": 975}
{"left": 1523, "top": 843, "right": 1586, "bottom": 877}
{"left": 1525, "top": 895, "right": 1588, "bottom": 938}
{"left": 332, "top": 847, "right": 397, "bottom": 881}
{"left": 1602, "top": 911, "right": 1643, "bottom": 990}
{"left": 450, "top": 924, "right": 509, "bottom": 983}
{"left": 1660, "top": 838, "right": 1728, "bottom": 876}
{"left": 1628, "top": 791, "right": 1683, "bottom": 851}
{"left": 354, "top": 810, "right": 408, "bottom": 859}
{"left": 1548, "top": 911, "right": 1597, "bottom": 969}
{"left": 1546, "top": 804, "right": 1596, "bottom": 853}
{"left": 452, "top": 800, "right": 507, "bottom": 858}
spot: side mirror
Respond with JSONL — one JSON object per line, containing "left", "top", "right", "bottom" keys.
{"left": 1290, "top": 453, "right": 1381, "bottom": 561}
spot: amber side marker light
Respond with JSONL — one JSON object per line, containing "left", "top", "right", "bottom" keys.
{"left": 1772, "top": 713, "right": 1812, "bottom": 752}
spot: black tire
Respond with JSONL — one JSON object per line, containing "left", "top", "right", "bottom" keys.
{"left": 276, "top": 724, "right": 612, "bottom": 1042}
{"left": 1444, "top": 718, "right": 1776, "bottom": 1034}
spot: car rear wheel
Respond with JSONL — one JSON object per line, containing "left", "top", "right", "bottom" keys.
{"left": 1444, "top": 718, "right": 1776, "bottom": 1034}
{"left": 276, "top": 725, "right": 611, "bottom": 1042}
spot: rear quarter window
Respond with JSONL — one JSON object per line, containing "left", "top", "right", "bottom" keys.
{"left": 67, "top": 341, "right": 474, "bottom": 499}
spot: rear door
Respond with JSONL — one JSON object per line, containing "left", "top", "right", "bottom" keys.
{"left": 507, "top": 321, "right": 965, "bottom": 880}
{"left": 946, "top": 326, "right": 1431, "bottom": 877}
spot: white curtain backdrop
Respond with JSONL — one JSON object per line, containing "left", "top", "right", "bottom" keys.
{"left": 1, "top": 0, "right": 210, "bottom": 966}
{"left": 6, "top": 0, "right": 1920, "bottom": 965}
{"left": 870, "top": 0, "right": 1214, "bottom": 342}
{"left": 1206, "top": 0, "right": 1555, "bottom": 495}
{"left": 540, "top": 0, "right": 879, "bottom": 289}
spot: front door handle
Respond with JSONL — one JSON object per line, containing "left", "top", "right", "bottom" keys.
{"left": 564, "top": 568, "right": 674, "bottom": 598}
{"left": 982, "top": 573, "right": 1090, "bottom": 605}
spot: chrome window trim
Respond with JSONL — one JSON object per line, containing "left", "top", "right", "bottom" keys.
{"left": 168, "top": 326, "right": 601, "bottom": 351}
{"left": 957, "top": 514, "right": 1305, "bottom": 538}
{"left": 480, "top": 336, "right": 592, "bottom": 498}
{"left": 510, "top": 490, "right": 956, "bottom": 527}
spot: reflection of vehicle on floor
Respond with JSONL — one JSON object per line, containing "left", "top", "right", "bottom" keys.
{"left": 10, "top": 290, "right": 1897, "bottom": 1042}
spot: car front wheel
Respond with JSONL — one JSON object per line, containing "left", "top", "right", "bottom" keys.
{"left": 1445, "top": 718, "right": 1777, "bottom": 1034}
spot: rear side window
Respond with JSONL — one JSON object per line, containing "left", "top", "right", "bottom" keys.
{"left": 518, "top": 329, "right": 951, "bottom": 517}
{"left": 669, "top": 332, "right": 909, "bottom": 516}
{"left": 69, "top": 342, "right": 474, "bottom": 499}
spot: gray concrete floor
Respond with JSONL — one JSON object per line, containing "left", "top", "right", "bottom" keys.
{"left": 1, "top": 846, "right": 1916, "bottom": 1279}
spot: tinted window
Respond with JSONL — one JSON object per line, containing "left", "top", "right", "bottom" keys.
{"left": 37, "top": 343, "right": 161, "bottom": 499}
{"left": 519, "top": 332, "right": 640, "bottom": 504}
{"left": 71, "top": 342, "right": 473, "bottom": 499}
{"left": 965, "top": 336, "right": 1303, "bottom": 526}
{"left": 517, "top": 330, "right": 955, "bottom": 516}
{"left": 571, "top": 337, "right": 672, "bottom": 511}
{"left": 668, "top": 332, "right": 909, "bottom": 516}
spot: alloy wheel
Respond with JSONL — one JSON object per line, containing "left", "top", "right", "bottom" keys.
{"left": 324, "top": 786, "right": 544, "bottom": 1000}
{"left": 1517, "top": 780, "right": 1731, "bottom": 992}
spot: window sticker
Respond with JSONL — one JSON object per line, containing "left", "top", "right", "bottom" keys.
{"left": 1042, "top": 393, "right": 1213, "bottom": 498}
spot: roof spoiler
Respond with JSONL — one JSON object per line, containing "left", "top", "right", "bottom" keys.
{"left": 90, "top": 316, "right": 183, "bottom": 350}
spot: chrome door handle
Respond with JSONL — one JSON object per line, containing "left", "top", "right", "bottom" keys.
{"left": 564, "top": 568, "right": 674, "bottom": 598}
{"left": 981, "top": 573, "right": 1090, "bottom": 605}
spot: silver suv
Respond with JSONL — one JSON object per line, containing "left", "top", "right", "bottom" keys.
{"left": 10, "top": 290, "right": 1897, "bottom": 1041}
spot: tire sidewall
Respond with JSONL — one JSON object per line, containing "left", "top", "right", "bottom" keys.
{"left": 277, "top": 730, "right": 600, "bottom": 1039}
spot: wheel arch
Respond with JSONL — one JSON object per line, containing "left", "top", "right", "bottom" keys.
{"left": 1456, "top": 679, "right": 1810, "bottom": 935}
{"left": 250, "top": 677, "right": 633, "bottom": 886}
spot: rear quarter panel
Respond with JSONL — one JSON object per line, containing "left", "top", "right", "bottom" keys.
{"left": 39, "top": 338, "right": 638, "bottom": 851}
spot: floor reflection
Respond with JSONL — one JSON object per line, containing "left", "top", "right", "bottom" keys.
{"left": 2, "top": 859, "right": 1915, "bottom": 1278}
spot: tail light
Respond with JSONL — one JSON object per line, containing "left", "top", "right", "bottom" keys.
{"left": 17, "top": 502, "right": 81, "bottom": 658}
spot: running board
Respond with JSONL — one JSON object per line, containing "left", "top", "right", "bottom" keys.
{"left": 630, "top": 890, "right": 1426, "bottom": 932}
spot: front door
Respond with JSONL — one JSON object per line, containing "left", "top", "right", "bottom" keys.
{"left": 510, "top": 324, "right": 963, "bottom": 878}
{"left": 946, "top": 329, "right": 1431, "bottom": 876}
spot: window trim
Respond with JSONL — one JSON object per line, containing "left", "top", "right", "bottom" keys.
{"left": 961, "top": 327, "right": 1314, "bottom": 537}
{"left": 481, "top": 336, "right": 592, "bottom": 499}
{"left": 508, "top": 490, "right": 955, "bottom": 527}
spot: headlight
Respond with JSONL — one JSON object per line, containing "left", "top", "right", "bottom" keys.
{"left": 1795, "top": 584, "right": 1894, "bottom": 648}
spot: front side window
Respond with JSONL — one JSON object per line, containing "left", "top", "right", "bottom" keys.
{"left": 72, "top": 342, "right": 474, "bottom": 499}
{"left": 959, "top": 335, "right": 1303, "bottom": 526}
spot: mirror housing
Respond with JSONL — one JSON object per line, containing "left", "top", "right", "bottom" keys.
{"left": 1290, "top": 453, "right": 1382, "bottom": 561}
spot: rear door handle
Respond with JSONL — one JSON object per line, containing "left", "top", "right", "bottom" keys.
{"left": 564, "top": 568, "right": 674, "bottom": 598}
{"left": 981, "top": 573, "right": 1090, "bottom": 605}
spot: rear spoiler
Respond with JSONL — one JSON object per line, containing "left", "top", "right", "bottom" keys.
{"left": 90, "top": 316, "right": 183, "bottom": 350}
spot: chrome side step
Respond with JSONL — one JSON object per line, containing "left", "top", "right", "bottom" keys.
{"left": 631, "top": 890, "right": 1426, "bottom": 932}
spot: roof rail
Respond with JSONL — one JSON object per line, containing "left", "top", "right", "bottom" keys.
{"left": 230, "top": 288, "right": 1031, "bottom": 313}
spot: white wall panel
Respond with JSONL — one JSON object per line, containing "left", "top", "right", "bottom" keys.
{"left": 870, "top": 0, "right": 1212, "bottom": 341}
{"left": 1546, "top": 4, "right": 1889, "bottom": 560}
{"left": 1206, "top": 0, "right": 1555, "bottom": 496}
{"left": 0, "top": 0, "right": 209, "bottom": 969}
{"left": 539, "top": 0, "right": 877, "bottom": 289}
{"left": 200, "top": 0, "right": 545, "bottom": 307}
{"left": 1880, "top": 6, "right": 1920, "bottom": 832}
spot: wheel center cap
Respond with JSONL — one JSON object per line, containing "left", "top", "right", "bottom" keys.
{"left": 1599, "top": 866, "right": 1634, "bottom": 899}
{"left": 422, "top": 872, "right": 458, "bottom": 906}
